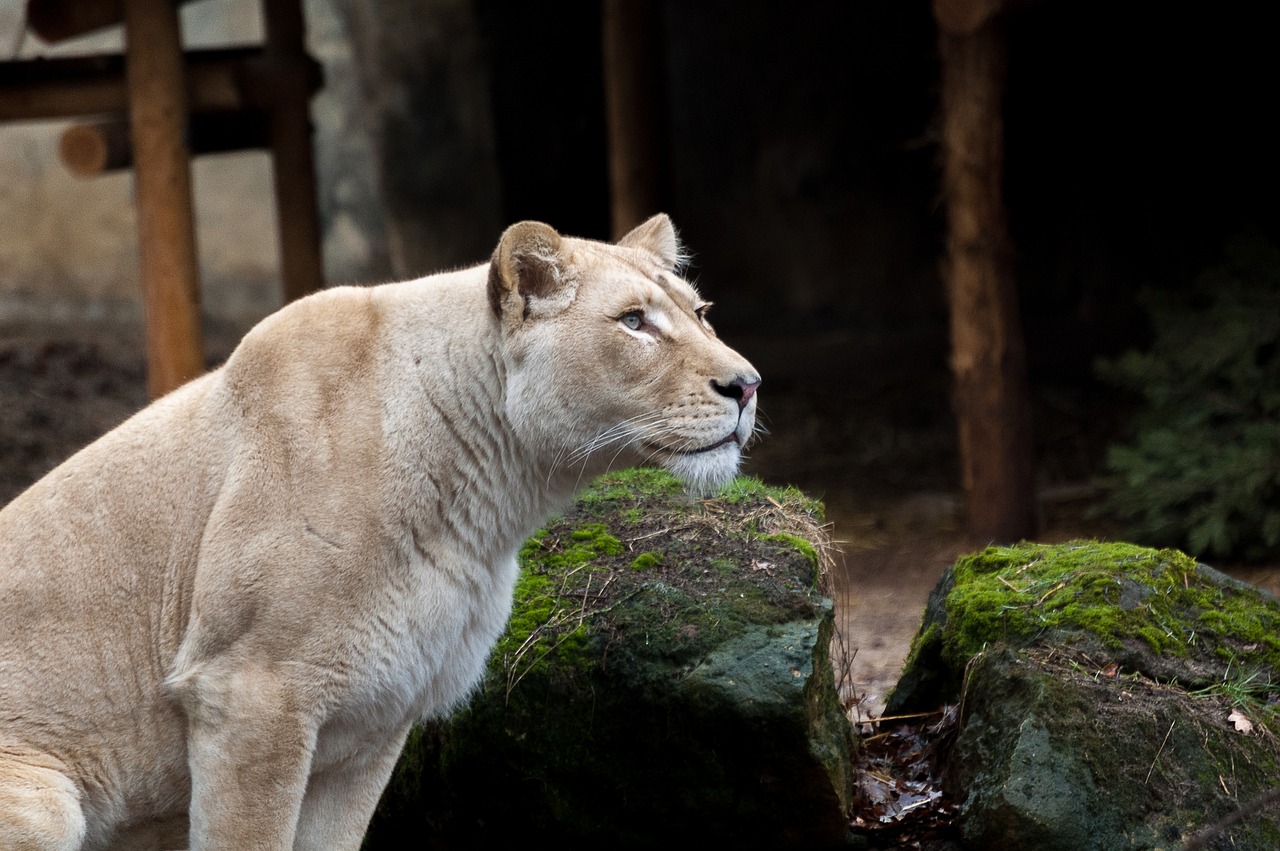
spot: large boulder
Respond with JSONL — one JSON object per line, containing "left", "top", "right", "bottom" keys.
{"left": 366, "top": 469, "right": 854, "bottom": 847}
{"left": 887, "top": 541, "right": 1280, "bottom": 850}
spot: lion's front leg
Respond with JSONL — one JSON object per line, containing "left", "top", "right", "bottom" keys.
{"left": 293, "top": 720, "right": 414, "bottom": 851}
{"left": 177, "top": 666, "right": 320, "bottom": 851}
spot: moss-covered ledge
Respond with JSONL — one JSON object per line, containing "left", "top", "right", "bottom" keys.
{"left": 889, "top": 541, "right": 1280, "bottom": 715}
{"left": 886, "top": 540, "right": 1280, "bottom": 850}
{"left": 365, "top": 469, "right": 854, "bottom": 847}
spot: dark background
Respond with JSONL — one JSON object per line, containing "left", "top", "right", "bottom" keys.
{"left": 396, "top": 0, "right": 1274, "bottom": 508}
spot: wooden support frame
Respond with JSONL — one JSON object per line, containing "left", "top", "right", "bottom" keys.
{"left": 4, "top": 0, "right": 325, "bottom": 398}
{"left": 0, "top": 47, "right": 321, "bottom": 122}
{"left": 60, "top": 111, "right": 270, "bottom": 176}
{"left": 26, "top": 0, "right": 193, "bottom": 44}
{"left": 123, "top": 0, "right": 205, "bottom": 398}
{"left": 264, "top": 0, "right": 324, "bottom": 303}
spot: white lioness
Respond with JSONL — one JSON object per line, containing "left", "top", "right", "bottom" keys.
{"left": 0, "top": 215, "right": 759, "bottom": 850}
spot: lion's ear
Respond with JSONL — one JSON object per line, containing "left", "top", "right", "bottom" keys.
{"left": 488, "top": 221, "right": 574, "bottom": 320}
{"left": 617, "top": 213, "right": 683, "bottom": 271}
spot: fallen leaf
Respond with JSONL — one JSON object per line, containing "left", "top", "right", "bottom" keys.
{"left": 1101, "top": 662, "right": 1119, "bottom": 678}
{"left": 1229, "top": 709, "right": 1253, "bottom": 734}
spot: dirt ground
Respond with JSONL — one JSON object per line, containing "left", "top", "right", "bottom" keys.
{"left": 3, "top": 319, "right": 1278, "bottom": 725}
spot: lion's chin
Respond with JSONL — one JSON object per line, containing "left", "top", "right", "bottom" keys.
{"left": 660, "top": 442, "right": 743, "bottom": 496}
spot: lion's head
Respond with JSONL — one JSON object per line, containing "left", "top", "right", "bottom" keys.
{"left": 488, "top": 214, "right": 760, "bottom": 493}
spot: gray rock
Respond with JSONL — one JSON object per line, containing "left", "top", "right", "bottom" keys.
{"left": 366, "top": 469, "right": 854, "bottom": 847}
{"left": 887, "top": 541, "right": 1280, "bottom": 850}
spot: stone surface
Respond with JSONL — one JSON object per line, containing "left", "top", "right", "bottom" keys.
{"left": 365, "top": 469, "right": 855, "bottom": 847}
{"left": 887, "top": 541, "right": 1280, "bottom": 850}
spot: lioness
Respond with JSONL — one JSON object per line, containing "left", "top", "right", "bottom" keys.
{"left": 0, "top": 215, "right": 759, "bottom": 850}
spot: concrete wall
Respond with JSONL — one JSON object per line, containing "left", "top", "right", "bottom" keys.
{"left": 0, "top": 0, "right": 387, "bottom": 330}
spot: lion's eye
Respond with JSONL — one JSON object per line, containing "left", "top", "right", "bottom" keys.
{"left": 620, "top": 311, "right": 645, "bottom": 331}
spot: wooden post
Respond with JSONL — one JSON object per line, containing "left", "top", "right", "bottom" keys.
{"left": 935, "top": 0, "right": 1037, "bottom": 542}
{"left": 263, "top": 0, "right": 323, "bottom": 303}
{"left": 602, "top": 0, "right": 670, "bottom": 240}
{"left": 123, "top": 0, "right": 205, "bottom": 398}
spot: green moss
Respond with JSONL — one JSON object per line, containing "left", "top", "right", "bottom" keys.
{"left": 760, "top": 532, "right": 819, "bottom": 582}
{"left": 491, "top": 470, "right": 830, "bottom": 696}
{"left": 902, "top": 621, "right": 942, "bottom": 673}
{"left": 368, "top": 468, "right": 847, "bottom": 846}
{"left": 575, "top": 467, "right": 685, "bottom": 513}
{"left": 716, "top": 475, "right": 825, "bottom": 520}
{"left": 937, "top": 541, "right": 1280, "bottom": 679}
{"left": 630, "top": 552, "right": 663, "bottom": 571}
{"left": 708, "top": 557, "right": 737, "bottom": 576}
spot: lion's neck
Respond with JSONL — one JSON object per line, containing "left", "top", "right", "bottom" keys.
{"left": 382, "top": 325, "right": 581, "bottom": 570}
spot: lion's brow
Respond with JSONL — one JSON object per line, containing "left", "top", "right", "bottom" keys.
{"left": 653, "top": 273, "right": 699, "bottom": 313}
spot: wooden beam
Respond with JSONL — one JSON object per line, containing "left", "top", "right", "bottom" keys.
{"left": 0, "top": 47, "right": 320, "bottom": 122}
{"left": 59, "top": 111, "right": 271, "bottom": 176}
{"left": 25, "top": 0, "right": 192, "bottom": 44}
{"left": 936, "top": 13, "right": 1037, "bottom": 542}
{"left": 124, "top": 0, "right": 204, "bottom": 398}
{"left": 602, "top": 0, "right": 671, "bottom": 240}
{"left": 263, "top": 0, "right": 323, "bottom": 302}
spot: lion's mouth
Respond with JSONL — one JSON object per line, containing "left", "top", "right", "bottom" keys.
{"left": 652, "top": 433, "right": 739, "bottom": 456}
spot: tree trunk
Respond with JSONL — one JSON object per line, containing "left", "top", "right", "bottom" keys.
{"left": 937, "top": 12, "right": 1037, "bottom": 542}
{"left": 602, "top": 0, "right": 671, "bottom": 239}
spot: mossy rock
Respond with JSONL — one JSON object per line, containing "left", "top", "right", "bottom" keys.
{"left": 949, "top": 649, "right": 1280, "bottom": 850}
{"left": 366, "top": 469, "right": 854, "bottom": 847}
{"left": 888, "top": 540, "right": 1280, "bottom": 714}
{"left": 886, "top": 541, "right": 1280, "bottom": 849}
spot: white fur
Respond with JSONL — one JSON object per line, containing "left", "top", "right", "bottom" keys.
{"left": 0, "top": 216, "right": 758, "bottom": 849}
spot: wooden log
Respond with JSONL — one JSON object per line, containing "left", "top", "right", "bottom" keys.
{"left": 263, "top": 0, "right": 323, "bottom": 302}
{"left": 602, "top": 0, "right": 671, "bottom": 240}
{"left": 123, "top": 0, "right": 205, "bottom": 398}
{"left": 936, "top": 13, "right": 1037, "bottom": 542}
{"left": 25, "top": 0, "right": 193, "bottom": 44}
{"left": 0, "top": 47, "right": 320, "bottom": 121}
{"left": 59, "top": 111, "right": 271, "bottom": 176}
{"left": 59, "top": 119, "right": 130, "bottom": 175}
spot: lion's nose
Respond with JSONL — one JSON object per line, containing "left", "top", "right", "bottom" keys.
{"left": 712, "top": 374, "right": 761, "bottom": 410}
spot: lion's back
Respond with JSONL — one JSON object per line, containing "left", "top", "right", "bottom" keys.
{"left": 0, "top": 372, "right": 229, "bottom": 738}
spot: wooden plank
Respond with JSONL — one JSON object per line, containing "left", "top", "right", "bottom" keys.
{"left": 0, "top": 47, "right": 320, "bottom": 121}
{"left": 263, "top": 0, "right": 323, "bottom": 302}
{"left": 123, "top": 0, "right": 204, "bottom": 397}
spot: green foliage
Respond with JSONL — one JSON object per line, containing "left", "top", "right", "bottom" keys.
{"left": 1097, "top": 232, "right": 1280, "bottom": 560}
